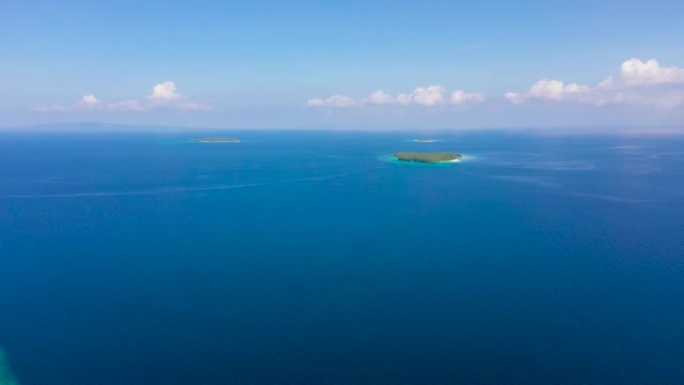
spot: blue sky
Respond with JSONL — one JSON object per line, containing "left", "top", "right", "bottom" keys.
{"left": 2, "top": 0, "right": 684, "bottom": 129}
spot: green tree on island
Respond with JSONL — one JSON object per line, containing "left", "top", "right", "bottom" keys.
{"left": 393, "top": 152, "right": 462, "bottom": 163}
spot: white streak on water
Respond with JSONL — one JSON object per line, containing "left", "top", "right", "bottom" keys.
{"left": 484, "top": 175, "right": 560, "bottom": 188}
{"left": 621, "top": 165, "right": 663, "bottom": 175}
{"left": 475, "top": 154, "right": 597, "bottom": 171}
{"left": 0, "top": 171, "right": 359, "bottom": 200}
{"left": 611, "top": 145, "right": 649, "bottom": 150}
{"left": 510, "top": 160, "right": 597, "bottom": 171}
{"left": 562, "top": 192, "right": 653, "bottom": 204}
{"left": 648, "top": 151, "right": 684, "bottom": 159}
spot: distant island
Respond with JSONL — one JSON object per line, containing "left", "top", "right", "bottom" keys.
{"left": 413, "top": 139, "right": 437, "bottom": 143}
{"left": 192, "top": 138, "right": 240, "bottom": 143}
{"left": 393, "top": 152, "right": 462, "bottom": 163}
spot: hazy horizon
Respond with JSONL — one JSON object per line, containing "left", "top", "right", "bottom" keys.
{"left": 3, "top": 122, "right": 684, "bottom": 137}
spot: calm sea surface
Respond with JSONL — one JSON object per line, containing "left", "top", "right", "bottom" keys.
{"left": 1, "top": 130, "right": 683, "bottom": 384}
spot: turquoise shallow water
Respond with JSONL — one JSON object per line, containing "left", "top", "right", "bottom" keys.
{"left": 0, "top": 348, "right": 19, "bottom": 385}
{"left": 1, "top": 130, "right": 683, "bottom": 384}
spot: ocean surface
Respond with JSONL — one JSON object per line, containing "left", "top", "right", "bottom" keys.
{"left": 1, "top": 129, "right": 683, "bottom": 384}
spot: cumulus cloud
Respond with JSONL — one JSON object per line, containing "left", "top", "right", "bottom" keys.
{"left": 38, "top": 81, "right": 210, "bottom": 112}
{"left": 506, "top": 58, "right": 684, "bottom": 108}
{"left": 308, "top": 85, "right": 484, "bottom": 108}
{"left": 37, "top": 94, "right": 101, "bottom": 111}
{"left": 505, "top": 80, "right": 590, "bottom": 104}
{"left": 366, "top": 90, "right": 395, "bottom": 105}
{"left": 143, "top": 81, "right": 210, "bottom": 110}
{"left": 451, "top": 90, "right": 485, "bottom": 104}
{"left": 148, "top": 81, "right": 182, "bottom": 102}
{"left": 614, "top": 58, "right": 684, "bottom": 87}
{"left": 80, "top": 94, "right": 101, "bottom": 106}
{"left": 399, "top": 85, "right": 446, "bottom": 106}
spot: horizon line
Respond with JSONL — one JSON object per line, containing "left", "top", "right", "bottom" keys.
{"left": 1, "top": 122, "right": 684, "bottom": 136}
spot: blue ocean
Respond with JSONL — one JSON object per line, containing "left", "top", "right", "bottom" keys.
{"left": 1, "top": 129, "right": 683, "bottom": 384}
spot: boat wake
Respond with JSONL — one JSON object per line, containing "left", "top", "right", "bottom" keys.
{"left": 0, "top": 171, "right": 358, "bottom": 200}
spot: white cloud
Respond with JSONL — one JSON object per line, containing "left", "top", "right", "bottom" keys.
{"left": 366, "top": 90, "right": 395, "bottom": 105}
{"left": 307, "top": 95, "right": 359, "bottom": 107}
{"left": 506, "top": 58, "right": 684, "bottom": 108}
{"left": 38, "top": 82, "right": 210, "bottom": 112}
{"left": 505, "top": 80, "right": 590, "bottom": 104}
{"left": 144, "top": 81, "right": 209, "bottom": 110}
{"left": 404, "top": 85, "right": 446, "bottom": 106}
{"left": 80, "top": 94, "right": 101, "bottom": 106}
{"left": 38, "top": 94, "right": 101, "bottom": 111}
{"left": 616, "top": 58, "right": 684, "bottom": 87}
{"left": 148, "top": 81, "right": 181, "bottom": 102}
{"left": 451, "top": 90, "right": 485, "bottom": 104}
{"left": 308, "top": 85, "right": 484, "bottom": 108}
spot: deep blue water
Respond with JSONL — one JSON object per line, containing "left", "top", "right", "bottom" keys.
{"left": 1, "top": 130, "right": 683, "bottom": 384}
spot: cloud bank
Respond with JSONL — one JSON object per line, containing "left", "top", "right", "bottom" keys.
{"left": 308, "top": 86, "right": 484, "bottom": 108}
{"left": 505, "top": 58, "right": 684, "bottom": 108}
{"left": 36, "top": 58, "right": 684, "bottom": 118}
{"left": 38, "top": 81, "right": 210, "bottom": 112}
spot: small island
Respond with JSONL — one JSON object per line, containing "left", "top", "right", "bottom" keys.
{"left": 414, "top": 139, "right": 438, "bottom": 143}
{"left": 192, "top": 138, "right": 240, "bottom": 143}
{"left": 393, "top": 152, "right": 462, "bottom": 163}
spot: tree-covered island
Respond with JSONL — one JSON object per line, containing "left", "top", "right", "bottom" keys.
{"left": 192, "top": 138, "right": 240, "bottom": 143}
{"left": 393, "top": 152, "right": 462, "bottom": 163}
